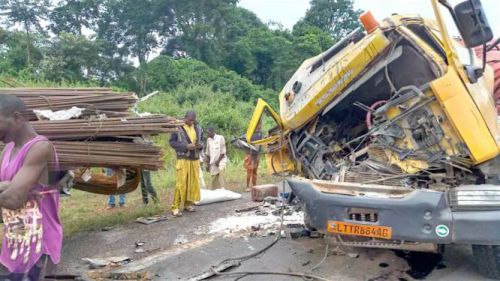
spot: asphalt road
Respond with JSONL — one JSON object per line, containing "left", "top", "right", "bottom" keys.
{"left": 58, "top": 193, "right": 497, "bottom": 281}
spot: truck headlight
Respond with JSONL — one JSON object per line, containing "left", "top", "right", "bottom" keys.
{"left": 449, "top": 185, "right": 500, "bottom": 210}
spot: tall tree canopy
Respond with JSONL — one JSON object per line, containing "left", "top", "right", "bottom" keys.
{"left": 0, "top": 0, "right": 364, "bottom": 94}
{"left": 300, "top": 0, "right": 361, "bottom": 41}
{"left": 49, "top": 0, "right": 103, "bottom": 35}
{"left": 97, "top": 0, "right": 175, "bottom": 65}
{"left": 165, "top": 0, "right": 238, "bottom": 66}
{"left": 0, "top": 0, "right": 49, "bottom": 66}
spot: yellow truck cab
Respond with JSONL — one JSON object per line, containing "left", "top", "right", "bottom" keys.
{"left": 244, "top": 0, "right": 500, "bottom": 278}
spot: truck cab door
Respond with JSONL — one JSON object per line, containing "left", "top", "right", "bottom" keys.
{"left": 246, "top": 99, "right": 295, "bottom": 174}
{"left": 246, "top": 98, "right": 284, "bottom": 145}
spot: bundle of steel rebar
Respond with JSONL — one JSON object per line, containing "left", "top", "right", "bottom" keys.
{"left": 0, "top": 88, "right": 137, "bottom": 120}
{"left": 0, "top": 87, "right": 182, "bottom": 177}
{"left": 0, "top": 141, "right": 164, "bottom": 170}
{"left": 53, "top": 141, "right": 164, "bottom": 170}
{"left": 31, "top": 115, "right": 183, "bottom": 140}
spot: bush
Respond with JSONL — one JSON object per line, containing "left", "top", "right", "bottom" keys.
{"left": 143, "top": 56, "right": 276, "bottom": 105}
{"left": 139, "top": 84, "right": 256, "bottom": 138}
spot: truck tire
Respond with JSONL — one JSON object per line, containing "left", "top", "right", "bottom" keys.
{"left": 472, "top": 245, "right": 500, "bottom": 279}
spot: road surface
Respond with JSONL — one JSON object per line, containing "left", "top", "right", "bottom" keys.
{"left": 57, "top": 193, "right": 496, "bottom": 281}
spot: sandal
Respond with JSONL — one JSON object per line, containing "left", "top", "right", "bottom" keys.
{"left": 172, "top": 209, "right": 183, "bottom": 217}
{"left": 185, "top": 206, "right": 195, "bottom": 212}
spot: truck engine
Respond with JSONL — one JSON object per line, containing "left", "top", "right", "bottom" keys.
{"left": 284, "top": 18, "right": 495, "bottom": 191}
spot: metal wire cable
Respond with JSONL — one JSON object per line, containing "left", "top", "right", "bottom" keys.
{"left": 189, "top": 127, "right": 331, "bottom": 281}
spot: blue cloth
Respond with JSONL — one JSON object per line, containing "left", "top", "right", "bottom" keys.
{"left": 108, "top": 194, "right": 126, "bottom": 206}
{"left": 105, "top": 168, "right": 114, "bottom": 176}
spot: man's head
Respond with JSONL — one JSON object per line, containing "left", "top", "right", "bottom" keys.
{"left": 207, "top": 127, "right": 215, "bottom": 139}
{"left": 0, "top": 94, "right": 29, "bottom": 143}
{"left": 184, "top": 110, "right": 196, "bottom": 126}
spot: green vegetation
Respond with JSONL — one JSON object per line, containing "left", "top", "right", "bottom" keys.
{"left": 1, "top": 0, "right": 361, "bottom": 235}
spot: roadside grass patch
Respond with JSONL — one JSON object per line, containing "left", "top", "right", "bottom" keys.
{"left": 60, "top": 158, "right": 276, "bottom": 237}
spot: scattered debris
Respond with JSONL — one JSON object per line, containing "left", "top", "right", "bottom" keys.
{"left": 134, "top": 241, "right": 147, "bottom": 253}
{"left": 82, "top": 258, "right": 108, "bottom": 269}
{"left": 235, "top": 206, "right": 260, "bottom": 213}
{"left": 85, "top": 271, "right": 152, "bottom": 281}
{"left": 186, "top": 260, "right": 241, "bottom": 281}
{"left": 101, "top": 226, "right": 115, "bottom": 232}
{"left": 266, "top": 230, "right": 277, "bottom": 236}
{"left": 251, "top": 225, "right": 261, "bottom": 232}
{"left": 347, "top": 253, "right": 360, "bottom": 259}
{"left": 82, "top": 256, "right": 131, "bottom": 269}
{"left": 136, "top": 215, "right": 168, "bottom": 225}
{"left": 302, "top": 261, "right": 311, "bottom": 267}
{"left": 330, "top": 246, "right": 347, "bottom": 256}
{"left": 263, "top": 196, "right": 280, "bottom": 205}
{"left": 255, "top": 210, "right": 269, "bottom": 216}
{"left": 174, "top": 235, "right": 189, "bottom": 245}
{"left": 309, "top": 231, "right": 323, "bottom": 239}
{"left": 203, "top": 203, "right": 304, "bottom": 236}
{"left": 287, "top": 224, "right": 311, "bottom": 239}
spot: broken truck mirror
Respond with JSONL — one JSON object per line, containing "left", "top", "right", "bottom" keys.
{"left": 454, "top": 0, "right": 493, "bottom": 48}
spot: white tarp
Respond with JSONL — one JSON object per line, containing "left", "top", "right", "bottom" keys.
{"left": 197, "top": 188, "right": 242, "bottom": 205}
{"left": 34, "top": 106, "right": 84, "bottom": 121}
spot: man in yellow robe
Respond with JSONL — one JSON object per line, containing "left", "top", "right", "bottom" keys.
{"left": 169, "top": 110, "right": 203, "bottom": 216}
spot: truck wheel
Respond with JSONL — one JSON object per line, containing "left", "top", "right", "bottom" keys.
{"left": 472, "top": 245, "right": 500, "bottom": 279}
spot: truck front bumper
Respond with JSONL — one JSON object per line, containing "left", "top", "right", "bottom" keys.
{"left": 288, "top": 178, "right": 500, "bottom": 245}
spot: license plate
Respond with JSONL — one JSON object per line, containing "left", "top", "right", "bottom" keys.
{"left": 327, "top": 221, "right": 392, "bottom": 240}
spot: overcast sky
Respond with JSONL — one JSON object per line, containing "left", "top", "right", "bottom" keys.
{"left": 239, "top": 0, "right": 500, "bottom": 36}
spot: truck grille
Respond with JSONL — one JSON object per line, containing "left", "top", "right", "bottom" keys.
{"left": 449, "top": 185, "right": 500, "bottom": 210}
{"left": 344, "top": 171, "right": 403, "bottom": 187}
{"left": 348, "top": 209, "right": 379, "bottom": 222}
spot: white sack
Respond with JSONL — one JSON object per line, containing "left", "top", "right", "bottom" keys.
{"left": 197, "top": 188, "right": 242, "bottom": 205}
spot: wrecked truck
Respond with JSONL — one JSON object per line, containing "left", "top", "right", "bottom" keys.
{"left": 244, "top": 0, "right": 500, "bottom": 278}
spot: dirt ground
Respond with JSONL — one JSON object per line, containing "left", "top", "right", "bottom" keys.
{"left": 57, "top": 192, "right": 496, "bottom": 281}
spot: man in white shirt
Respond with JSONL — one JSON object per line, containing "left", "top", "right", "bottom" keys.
{"left": 205, "top": 127, "right": 228, "bottom": 189}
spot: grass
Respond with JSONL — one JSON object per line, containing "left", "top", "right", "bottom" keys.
{"left": 59, "top": 155, "right": 277, "bottom": 237}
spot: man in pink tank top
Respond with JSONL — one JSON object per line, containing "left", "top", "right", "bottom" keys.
{"left": 0, "top": 94, "right": 63, "bottom": 281}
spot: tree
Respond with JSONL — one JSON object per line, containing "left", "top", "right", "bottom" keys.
{"left": 300, "top": 0, "right": 362, "bottom": 41}
{"left": 227, "top": 28, "right": 298, "bottom": 89}
{"left": 40, "top": 33, "right": 103, "bottom": 82}
{"left": 49, "top": 0, "right": 103, "bottom": 36}
{"left": 0, "top": 29, "right": 44, "bottom": 74}
{"left": 165, "top": 0, "right": 239, "bottom": 66}
{"left": 96, "top": 0, "right": 175, "bottom": 93}
{"left": 142, "top": 56, "right": 274, "bottom": 102}
{"left": 0, "top": 0, "right": 50, "bottom": 67}
{"left": 292, "top": 21, "right": 334, "bottom": 61}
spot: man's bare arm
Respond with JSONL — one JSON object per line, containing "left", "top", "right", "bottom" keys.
{"left": 0, "top": 142, "right": 52, "bottom": 210}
